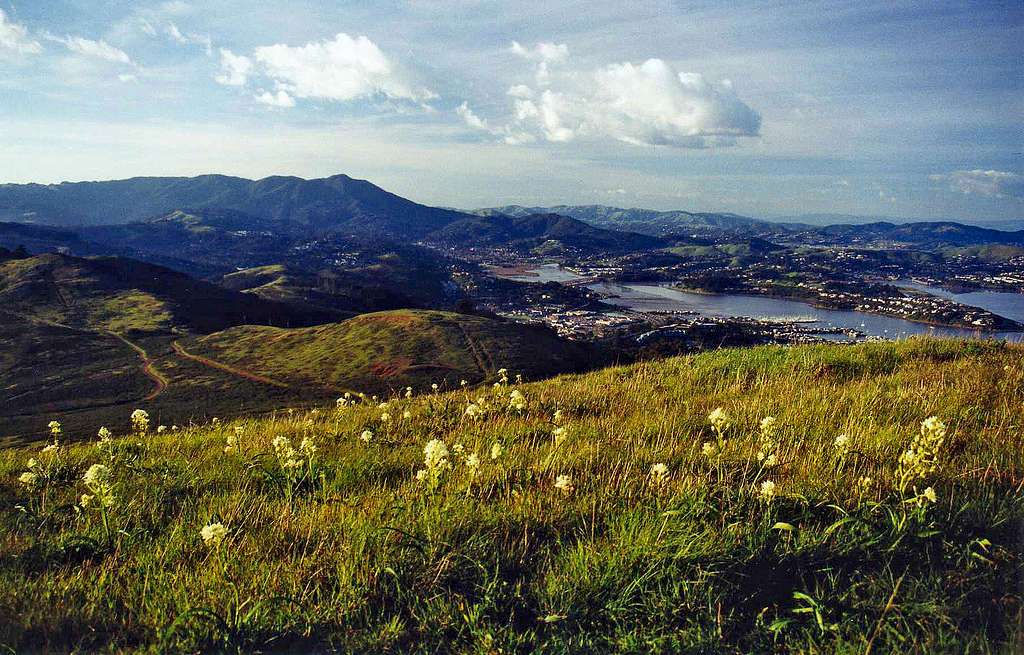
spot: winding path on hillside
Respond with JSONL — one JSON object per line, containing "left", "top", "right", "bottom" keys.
{"left": 171, "top": 340, "right": 293, "bottom": 389}
{"left": 106, "top": 332, "right": 169, "bottom": 400}
{"left": 0, "top": 309, "right": 168, "bottom": 401}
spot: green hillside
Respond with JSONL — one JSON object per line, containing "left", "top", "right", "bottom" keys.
{"left": 0, "top": 252, "right": 334, "bottom": 334}
{"left": 187, "top": 310, "right": 605, "bottom": 393}
{"left": 1, "top": 339, "right": 1021, "bottom": 652}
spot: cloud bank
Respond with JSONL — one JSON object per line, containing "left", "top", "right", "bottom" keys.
{"left": 931, "top": 170, "right": 1024, "bottom": 200}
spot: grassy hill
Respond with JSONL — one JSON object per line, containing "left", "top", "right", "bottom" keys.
{"left": 0, "top": 253, "right": 340, "bottom": 439}
{"left": 1, "top": 338, "right": 1021, "bottom": 652}
{"left": 0, "top": 252, "right": 335, "bottom": 334}
{"left": 186, "top": 310, "right": 606, "bottom": 394}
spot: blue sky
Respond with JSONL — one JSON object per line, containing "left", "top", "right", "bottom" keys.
{"left": 1, "top": 0, "right": 1021, "bottom": 221}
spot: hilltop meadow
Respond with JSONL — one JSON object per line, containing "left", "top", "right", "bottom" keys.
{"left": 1, "top": 338, "right": 1022, "bottom": 653}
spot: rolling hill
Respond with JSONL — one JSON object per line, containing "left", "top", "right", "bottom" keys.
{"left": 185, "top": 309, "right": 607, "bottom": 394}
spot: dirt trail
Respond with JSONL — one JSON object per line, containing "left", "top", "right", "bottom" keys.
{"left": 0, "top": 309, "right": 168, "bottom": 401}
{"left": 172, "top": 340, "right": 292, "bottom": 389}
{"left": 106, "top": 332, "right": 169, "bottom": 400}
{"left": 457, "top": 324, "right": 490, "bottom": 376}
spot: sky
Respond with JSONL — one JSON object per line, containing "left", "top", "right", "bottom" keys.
{"left": 0, "top": 0, "right": 1021, "bottom": 221}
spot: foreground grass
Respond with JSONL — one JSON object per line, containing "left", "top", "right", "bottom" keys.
{"left": 1, "top": 338, "right": 1022, "bottom": 653}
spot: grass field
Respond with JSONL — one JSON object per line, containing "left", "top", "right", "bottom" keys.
{"left": 1, "top": 338, "right": 1022, "bottom": 653}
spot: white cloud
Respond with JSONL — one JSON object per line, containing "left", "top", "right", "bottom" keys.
{"left": 158, "top": 1, "right": 193, "bottom": 16}
{"left": 510, "top": 41, "right": 568, "bottom": 63}
{"left": 166, "top": 23, "right": 187, "bottom": 44}
{"left": 930, "top": 170, "right": 1024, "bottom": 200}
{"left": 462, "top": 54, "right": 760, "bottom": 148}
{"left": 51, "top": 36, "right": 133, "bottom": 64}
{"left": 0, "top": 9, "right": 41, "bottom": 54}
{"left": 255, "top": 89, "right": 295, "bottom": 108}
{"left": 166, "top": 23, "right": 212, "bottom": 54}
{"left": 251, "top": 33, "right": 434, "bottom": 103}
{"left": 215, "top": 48, "right": 253, "bottom": 86}
{"left": 456, "top": 102, "right": 489, "bottom": 130}
{"left": 118, "top": 73, "right": 138, "bottom": 83}
{"left": 507, "top": 84, "right": 534, "bottom": 99}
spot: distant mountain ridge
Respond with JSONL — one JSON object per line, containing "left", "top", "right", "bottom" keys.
{"left": 796, "top": 221, "right": 1024, "bottom": 248}
{"left": 431, "top": 212, "right": 666, "bottom": 252}
{"left": 0, "top": 174, "right": 470, "bottom": 238}
{"left": 473, "top": 204, "right": 773, "bottom": 236}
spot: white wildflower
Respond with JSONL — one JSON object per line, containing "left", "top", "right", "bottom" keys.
{"left": 552, "top": 426, "right": 568, "bottom": 444}
{"left": 649, "top": 463, "right": 669, "bottom": 485}
{"left": 83, "top": 464, "right": 111, "bottom": 487}
{"left": 554, "top": 474, "right": 575, "bottom": 493}
{"left": 423, "top": 439, "right": 450, "bottom": 471}
{"left": 708, "top": 407, "right": 729, "bottom": 434}
{"left": 834, "top": 434, "right": 850, "bottom": 457}
{"left": 130, "top": 409, "right": 149, "bottom": 434}
{"left": 200, "top": 522, "right": 229, "bottom": 548}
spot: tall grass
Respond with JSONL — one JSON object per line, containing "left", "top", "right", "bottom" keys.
{"left": 1, "top": 338, "right": 1021, "bottom": 653}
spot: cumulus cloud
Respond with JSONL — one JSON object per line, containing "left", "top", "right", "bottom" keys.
{"left": 215, "top": 48, "right": 253, "bottom": 86}
{"left": 252, "top": 33, "right": 434, "bottom": 103}
{"left": 930, "top": 170, "right": 1024, "bottom": 200}
{"left": 456, "top": 102, "right": 489, "bottom": 130}
{"left": 50, "top": 35, "right": 133, "bottom": 64}
{"left": 0, "top": 9, "right": 42, "bottom": 54}
{"left": 460, "top": 47, "right": 760, "bottom": 148}
{"left": 216, "top": 33, "right": 433, "bottom": 108}
{"left": 255, "top": 89, "right": 295, "bottom": 108}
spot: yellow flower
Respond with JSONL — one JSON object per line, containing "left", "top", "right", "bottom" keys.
{"left": 490, "top": 443, "right": 504, "bottom": 460}
{"left": 758, "top": 480, "right": 776, "bottom": 502}
{"left": 18, "top": 472, "right": 38, "bottom": 487}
